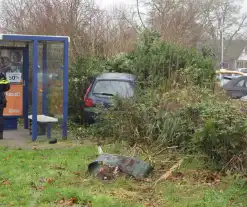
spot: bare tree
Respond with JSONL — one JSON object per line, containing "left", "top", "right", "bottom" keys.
{"left": 145, "top": 0, "right": 208, "bottom": 47}
{"left": 197, "top": 0, "right": 247, "bottom": 62}
{"left": 204, "top": 0, "right": 247, "bottom": 40}
{"left": 5, "top": 0, "right": 245, "bottom": 58}
{"left": 0, "top": 0, "right": 138, "bottom": 58}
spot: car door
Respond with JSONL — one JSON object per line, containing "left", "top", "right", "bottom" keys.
{"left": 228, "top": 79, "right": 247, "bottom": 98}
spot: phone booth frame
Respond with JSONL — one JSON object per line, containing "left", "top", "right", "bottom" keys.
{"left": 0, "top": 34, "right": 69, "bottom": 141}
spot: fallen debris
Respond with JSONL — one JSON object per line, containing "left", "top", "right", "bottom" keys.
{"left": 154, "top": 158, "right": 184, "bottom": 185}
{"left": 88, "top": 153, "right": 153, "bottom": 180}
{"left": 49, "top": 138, "right": 58, "bottom": 144}
{"left": 97, "top": 146, "right": 103, "bottom": 154}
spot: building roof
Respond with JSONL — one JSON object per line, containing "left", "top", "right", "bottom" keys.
{"left": 197, "top": 39, "right": 247, "bottom": 61}
{"left": 0, "top": 34, "right": 70, "bottom": 43}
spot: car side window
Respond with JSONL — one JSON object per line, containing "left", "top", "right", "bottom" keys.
{"left": 235, "top": 79, "right": 246, "bottom": 87}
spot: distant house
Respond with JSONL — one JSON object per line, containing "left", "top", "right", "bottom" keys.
{"left": 197, "top": 39, "right": 247, "bottom": 70}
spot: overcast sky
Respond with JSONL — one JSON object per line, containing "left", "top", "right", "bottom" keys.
{"left": 96, "top": 0, "right": 247, "bottom": 10}
{"left": 0, "top": 0, "right": 246, "bottom": 10}
{"left": 95, "top": 0, "right": 135, "bottom": 9}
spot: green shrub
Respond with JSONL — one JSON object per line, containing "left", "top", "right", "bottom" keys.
{"left": 104, "top": 30, "right": 215, "bottom": 88}
{"left": 189, "top": 100, "right": 247, "bottom": 169}
{"left": 93, "top": 80, "right": 247, "bottom": 171}
{"left": 68, "top": 56, "right": 107, "bottom": 122}
{"left": 69, "top": 30, "right": 246, "bottom": 171}
{"left": 68, "top": 30, "right": 215, "bottom": 121}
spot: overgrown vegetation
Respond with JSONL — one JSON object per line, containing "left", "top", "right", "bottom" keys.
{"left": 68, "top": 31, "right": 247, "bottom": 172}
{"left": 98, "top": 82, "right": 247, "bottom": 171}
{"left": 68, "top": 56, "right": 107, "bottom": 121}
{"left": 69, "top": 31, "right": 215, "bottom": 118}
{"left": 2, "top": 0, "right": 247, "bottom": 205}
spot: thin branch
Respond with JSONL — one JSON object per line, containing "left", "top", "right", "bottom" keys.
{"left": 225, "top": 14, "right": 247, "bottom": 52}
{"left": 136, "top": 0, "right": 146, "bottom": 29}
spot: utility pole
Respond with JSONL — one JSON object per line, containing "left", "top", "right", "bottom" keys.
{"left": 220, "top": 15, "right": 224, "bottom": 69}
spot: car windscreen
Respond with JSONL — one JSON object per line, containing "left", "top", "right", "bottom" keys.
{"left": 92, "top": 80, "right": 134, "bottom": 98}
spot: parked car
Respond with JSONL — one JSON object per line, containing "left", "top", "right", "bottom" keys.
{"left": 216, "top": 69, "right": 244, "bottom": 87}
{"left": 237, "top": 68, "right": 247, "bottom": 76}
{"left": 83, "top": 73, "right": 136, "bottom": 124}
{"left": 240, "top": 95, "right": 247, "bottom": 102}
{"left": 223, "top": 76, "right": 247, "bottom": 99}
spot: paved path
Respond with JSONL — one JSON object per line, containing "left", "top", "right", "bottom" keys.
{"left": 0, "top": 129, "right": 83, "bottom": 149}
{"left": 1, "top": 129, "right": 30, "bottom": 148}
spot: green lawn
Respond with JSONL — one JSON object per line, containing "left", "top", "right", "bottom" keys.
{"left": 0, "top": 142, "right": 246, "bottom": 207}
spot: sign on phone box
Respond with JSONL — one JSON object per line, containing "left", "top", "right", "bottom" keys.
{"left": 6, "top": 72, "right": 22, "bottom": 83}
{"left": 4, "top": 84, "right": 23, "bottom": 116}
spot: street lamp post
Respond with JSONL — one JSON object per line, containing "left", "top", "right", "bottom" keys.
{"left": 220, "top": 16, "right": 224, "bottom": 69}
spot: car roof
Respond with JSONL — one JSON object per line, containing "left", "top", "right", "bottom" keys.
{"left": 234, "top": 76, "right": 247, "bottom": 80}
{"left": 95, "top": 73, "right": 136, "bottom": 81}
{"left": 224, "top": 76, "right": 247, "bottom": 86}
{"left": 230, "top": 76, "right": 247, "bottom": 82}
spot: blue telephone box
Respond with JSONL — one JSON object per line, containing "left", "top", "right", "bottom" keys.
{"left": 0, "top": 34, "right": 69, "bottom": 141}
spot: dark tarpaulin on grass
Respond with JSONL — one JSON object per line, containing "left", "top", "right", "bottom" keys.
{"left": 88, "top": 153, "right": 153, "bottom": 180}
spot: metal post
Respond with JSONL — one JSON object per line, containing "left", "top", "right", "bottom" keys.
{"left": 42, "top": 43, "right": 51, "bottom": 139}
{"left": 32, "top": 40, "right": 38, "bottom": 141}
{"left": 62, "top": 39, "right": 69, "bottom": 139}
{"left": 42, "top": 43, "right": 48, "bottom": 115}
{"left": 23, "top": 45, "right": 29, "bottom": 129}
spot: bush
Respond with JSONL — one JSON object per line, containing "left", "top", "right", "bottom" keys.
{"left": 68, "top": 30, "right": 247, "bottom": 171}
{"left": 69, "top": 56, "right": 107, "bottom": 122}
{"left": 104, "top": 30, "right": 215, "bottom": 88}
{"left": 68, "top": 30, "right": 215, "bottom": 121}
{"left": 189, "top": 101, "right": 247, "bottom": 169}
{"left": 94, "top": 79, "right": 247, "bottom": 171}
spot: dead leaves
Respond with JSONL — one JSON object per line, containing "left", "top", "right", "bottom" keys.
{"left": 204, "top": 172, "right": 221, "bottom": 186}
{"left": 57, "top": 197, "right": 92, "bottom": 207}
{"left": 4, "top": 154, "right": 11, "bottom": 161}
{"left": 72, "top": 172, "right": 81, "bottom": 176}
{"left": 30, "top": 177, "right": 56, "bottom": 191}
{"left": 58, "top": 197, "right": 77, "bottom": 206}
{"left": 35, "top": 186, "right": 45, "bottom": 191}
{"left": 155, "top": 169, "right": 222, "bottom": 186}
{"left": 1, "top": 179, "right": 10, "bottom": 185}
{"left": 47, "top": 178, "right": 56, "bottom": 184}
{"left": 166, "top": 171, "right": 185, "bottom": 182}
{"left": 39, "top": 177, "right": 55, "bottom": 184}
{"left": 30, "top": 178, "right": 54, "bottom": 191}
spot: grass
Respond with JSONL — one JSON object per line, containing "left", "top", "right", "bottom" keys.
{"left": 0, "top": 141, "right": 247, "bottom": 207}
